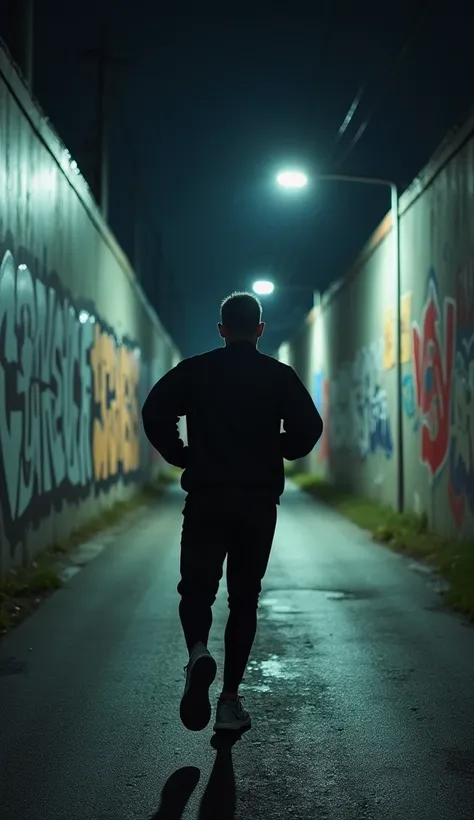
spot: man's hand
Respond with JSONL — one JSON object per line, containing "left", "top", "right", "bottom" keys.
{"left": 280, "top": 366, "right": 323, "bottom": 460}
{"left": 142, "top": 362, "right": 189, "bottom": 468}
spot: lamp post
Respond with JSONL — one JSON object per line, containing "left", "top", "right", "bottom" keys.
{"left": 275, "top": 170, "right": 403, "bottom": 514}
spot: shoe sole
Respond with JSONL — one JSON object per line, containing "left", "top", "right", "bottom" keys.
{"left": 180, "top": 654, "right": 217, "bottom": 731}
{"left": 213, "top": 716, "right": 252, "bottom": 732}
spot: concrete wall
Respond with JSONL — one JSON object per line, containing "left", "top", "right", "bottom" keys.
{"left": 0, "top": 43, "right": 180, "bottom": 575}
{"left": 279, "top": 111, "right": 474, "bottom": 540}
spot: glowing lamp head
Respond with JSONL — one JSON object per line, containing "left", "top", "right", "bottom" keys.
{"left": 252, "top": 280, "right": 275, "bottom": 296}
{"left": 276, "top": 170, "right": 308, "bottom": 189}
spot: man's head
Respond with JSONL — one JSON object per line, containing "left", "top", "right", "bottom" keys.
{"left": 218, "top": 291, "right": 265, "bottom": 345}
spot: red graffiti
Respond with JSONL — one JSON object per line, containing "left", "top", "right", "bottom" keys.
{"left": 412, "top": 278, "right": 456, "bottom": 479}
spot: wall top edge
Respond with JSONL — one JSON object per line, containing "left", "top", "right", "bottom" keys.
{"left": 0, "top": 39, "right": 179, "bottom": 359}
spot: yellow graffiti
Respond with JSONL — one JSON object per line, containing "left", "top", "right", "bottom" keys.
{"left": 400, "top": 292, "right": 412, "bottom": 364}
{"left": 90, "top": 324, "right": 140, "bottom": 481}
{"left": 383, "top": 305, "right": 395, "bottom": 370}
{"left": 383, "top": 292, "right": 412, "bottom": 370}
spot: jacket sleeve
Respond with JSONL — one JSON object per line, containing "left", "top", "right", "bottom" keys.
{"left": 141, "top": 361, "right": 188, "bottom": 468}
{"left": 280, "top": 365, "right": 323, "bottom": 461}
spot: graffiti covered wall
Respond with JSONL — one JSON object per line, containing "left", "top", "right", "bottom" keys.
{"left": 328, "top": 338, "right": 394, "bottom": 460}
{"left": 280, "top": 113, "right": 474, "bottom": 538}
{"left": 0, "top": 45, "right": 179, "bottom": 573}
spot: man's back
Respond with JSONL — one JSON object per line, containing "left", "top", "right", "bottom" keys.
{"left": 142, "top": 340, "right": 323, "bottom": 503}
{"left": 141, "top": 292, "right": 324, "bottom": 734}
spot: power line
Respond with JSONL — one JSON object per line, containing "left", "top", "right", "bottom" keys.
{"left": 278, "top": 2, "right": 435, "bottom": 295}
{"left": 331, "top": 0, "right": 436, "bottom": 171}
{"left": 335, "top": 84, "right": 366, "bottom": 142}
{"left": 274, "top": 11, "right": 367, "bottom": 295}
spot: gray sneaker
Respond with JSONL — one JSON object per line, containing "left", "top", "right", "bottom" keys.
{"left": 180, "top": 642, "right": 217, "bottom": 731}
{"left": 213, "top": 696, "right": 251, "bottom": 731}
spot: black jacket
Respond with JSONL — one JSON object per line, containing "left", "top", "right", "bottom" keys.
{"left": 142, "top": 341, "right": 323, "bottom": 503}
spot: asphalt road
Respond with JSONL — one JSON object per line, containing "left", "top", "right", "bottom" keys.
{"left": 1, "top": 483, "right": 474, "bottom": 820}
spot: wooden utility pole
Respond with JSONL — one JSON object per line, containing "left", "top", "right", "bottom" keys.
{"left": 80, "top": 25, "right": 128, "bottom": 221}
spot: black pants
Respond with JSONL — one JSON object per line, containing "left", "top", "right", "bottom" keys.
{"left": 177, "top": 493, "right": 277, "bottom": 693}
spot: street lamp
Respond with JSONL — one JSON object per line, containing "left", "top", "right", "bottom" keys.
{"left": 253, "top": 279, "right": 275, "bottom": 295}
{"left": 275, "top": 169, "right": 403, "bottom": 513}
{"left": 252, "top": 279, "right": 320, "bottom": 309}
{"left": 276, "top": 169, "right": 308, "bottom": 189}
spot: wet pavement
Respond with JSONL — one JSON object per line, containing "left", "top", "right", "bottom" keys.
{"left": 1, "top": 482, "right": 474, "bottom": 819}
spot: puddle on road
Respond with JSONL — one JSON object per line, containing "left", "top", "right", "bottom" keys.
{"left": 260, "top": 598, "right": 303, "bottom": 615}
{"left": 248, "top": 590, "right": 371, "bottom": 692}
{"left": 325, "top": 591, "right": 358, "bottom": 600}
{"left": 246, "top": 653, "right": 301, "bottom": 682}
{"left": 246, "top": 683, "right": 272, "bottom": 693}
{"left": 261, "top": 589, "right": 365, "bottom": 618}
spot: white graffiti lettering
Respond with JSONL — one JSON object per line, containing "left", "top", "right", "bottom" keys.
{"left": 329, "top": 338, "right": 393, "bottom": 459}
{"left": 0, "top": 249, "right": 94, "bottom": 524}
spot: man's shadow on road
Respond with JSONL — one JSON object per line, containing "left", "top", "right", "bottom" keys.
{"left": 151, "top": 728, "right": 249, "bottom": 820}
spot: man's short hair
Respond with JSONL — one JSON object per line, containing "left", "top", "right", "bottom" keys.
{"left": 220, "top": 292, "right": 262, "bottom": 337}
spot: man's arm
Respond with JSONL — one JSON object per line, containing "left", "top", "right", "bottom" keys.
{"left": 280, "top": 365, "right": 323, "bottom": 461}
{"left": 141, "top": 361, "right": 188, "bottom": 468}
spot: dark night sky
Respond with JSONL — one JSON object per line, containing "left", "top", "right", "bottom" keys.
{"left": 24, "top": 2, "right": 474, "bottom": 355}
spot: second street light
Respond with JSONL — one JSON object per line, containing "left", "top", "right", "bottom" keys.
{"left": 273, "top": 168, "right": 403, "bottom": 514}
{"left": 253, "top": 279, "right": 275, "bottom": 295}
{"left": 252, "top": 279, "right": 320, "bottom": 309}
